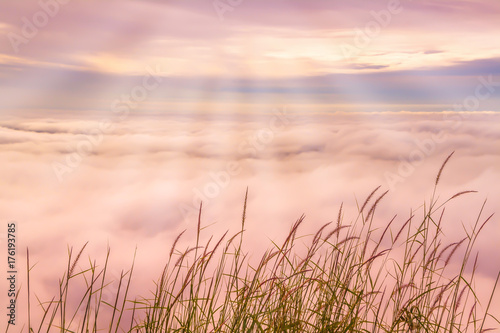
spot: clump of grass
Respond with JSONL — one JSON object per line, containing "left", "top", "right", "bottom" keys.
{"left": 13, "top": 154, "right": 500, "bottom": 332}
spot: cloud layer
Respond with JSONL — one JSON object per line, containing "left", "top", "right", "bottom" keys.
{"left": 1, "top": 0, "right": 500, "bottom": 329}
{"left": 0, "top": 111, "right": 499, "bottom": 328}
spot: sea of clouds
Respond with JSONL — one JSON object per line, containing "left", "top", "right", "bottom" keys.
{"left": 0, "top": 110, "right": 499, "bottom": 328}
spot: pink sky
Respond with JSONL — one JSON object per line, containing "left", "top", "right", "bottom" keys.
{"left": 1, "top": 0, "right": 500, "bottom": 331}
{"left": 0, "top": 0, "right": 500, "bottom": 112}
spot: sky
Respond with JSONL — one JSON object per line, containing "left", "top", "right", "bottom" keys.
{"left": 1, "top": 0, "right": 500, "bottom": 331}
{"left": 1, "top": 0, "right": 500, "bottom": 113}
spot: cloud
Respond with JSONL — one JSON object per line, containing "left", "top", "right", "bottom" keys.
{"left": 1, "top": 57, "right": 499, "bottom": 113}
{"left": 1, "top": 111, "right": 499, "bottom": 327}
{"left": 349, "top": 64, "right": 391, "bottom": 70}
{"left": 1, "top": 0, "right": 500, "bottom": 81}
{"left": 1, "top": 1, "right": 500, "bottom": 327}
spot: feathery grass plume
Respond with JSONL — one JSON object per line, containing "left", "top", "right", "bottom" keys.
{"left": 280, "top": 214, "right": 305, "bottom": 251}
{"left": 68, "top": 242, "right": 88, "bottom": 277}
{"left": 393, "top": 215, "right": 413, "bottom": 244}
{"left": 175, "top": 246, "right": 201, "bottom": 267}
{"left": 435, "top": 151, "right": 455, "bottom": 186}
{"left": 312, "top": 221, "right": 332, "bottom": 245}
{"left": 197, "top": 201, "right": 202, "bottom": 248}
{"left": 477, "top": 213, "right": 494, "bottom": 236}
{"left": 366, "top": 190, "right": 389, "bottom": 221}
{"left": 372, "top": 215, "right": 397, "bottom": 257}
{"left": 337, "top": 236, "right": 360, "bottom": 247}
{"left": 360, "top": 185, "right": 381, "bottom": 214}
{"left": 437, "top": 241, "right": 462, "bottom": 264}
{"left": 455, "top": 286, "right": 467, "bottom": 312}
{"left": 392, "top": 283, "right": 415, "bottom": 297}
{"left": 337, "top": 202, "right": 343, "bottom": 227}
{"left": 468, "top": 301, "right": 478, "bottom": 325}
{"left": 241, "top": 187, "right": 248, "bottom": 233}
{"left": 362, "top": 249, "right": 390, "bottom": 266}
{"left": 324, "top": 225, "right": 350, "bottom": 242}
{"left": 170, "top": 229, "right": 186, "bottom": 258}
{"left": 444, "top": 238, "right": 466, "bottom": 266}
{"left": 430, "top": 281, "right": 452, "bottom": 315}
{"left": 224, "top": 230, "right": 244, "bottom": 252}
{"left": 209, "top": 230, "right": 228, "bottom": 258}
{"left": 448, "top": 190, "right": 478, "bottom": 201}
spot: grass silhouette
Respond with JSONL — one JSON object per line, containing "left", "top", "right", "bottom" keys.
{"left": 10, "top": 153, "right": 500, "bottom": 332}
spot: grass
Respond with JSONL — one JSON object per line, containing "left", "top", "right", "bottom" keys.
{"left": 9, "top": 153, "right": 500, "bottom": 332}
